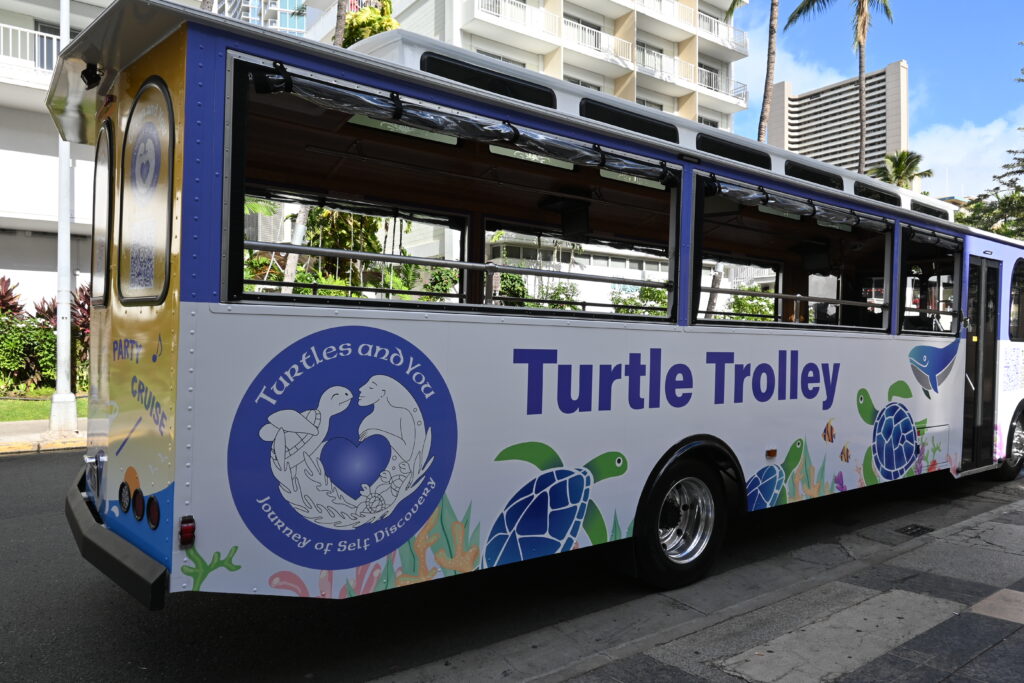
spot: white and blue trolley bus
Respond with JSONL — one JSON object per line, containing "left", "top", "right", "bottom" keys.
{"left": 54, "top": 0, "right": 1023, "bottom": 609}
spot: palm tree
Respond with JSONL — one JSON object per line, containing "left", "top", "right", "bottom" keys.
{"left": 867, "top": 150, "right": 933, "bottom": 189}
{"left": 335, "top": 0, "right": 348, "bottom": 46}
{"left": 785, "top": 0, "right": 894, "bottom": 174}
{"left": 727, "top": 0, "right": 778, "bottom": 143}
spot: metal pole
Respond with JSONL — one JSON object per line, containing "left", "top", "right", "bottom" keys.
{"left": 50, "top": 0, "right": 76, "bottom": 434}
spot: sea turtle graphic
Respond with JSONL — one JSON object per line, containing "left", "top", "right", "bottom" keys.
{"left": 258, "top": 387, "right": 353, "bottom": 471}
{"left": 744, "top": 438, "right": 807, "bottom": 511}
{"left": 856, "top": 380, "right": 924, "bottom": 482}
{"left": 484, "top": 442, "right": 628, "bottom": 568}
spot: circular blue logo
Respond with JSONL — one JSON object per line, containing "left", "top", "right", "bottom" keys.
{"left": 130, "top": 122, "right": 161, "bottom": 198}
{"left": 228, "top": 326, "right": 457, "bottom": 569}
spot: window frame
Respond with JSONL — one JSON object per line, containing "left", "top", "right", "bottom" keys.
{"left": 117, "top": 77, "right": 175, "bottom": 307}
{"left": 90, "top": 120, "right": 114, "bottom": 307}
{"left": 1008, "top": 259, "right": 1024, "bottom": 341}
{"left": 898, "top": 225, "right": 963, "bottom": 336}
{"left": 225, "top": 58, "right": 680, "bottom": 321}
{"left": 690, "top": 174, "right": 893, "bottom": 331}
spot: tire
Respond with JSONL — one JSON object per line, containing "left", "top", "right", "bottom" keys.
{"left": 633, "top": 457, "right": 727, "bottom": 589}
{"left": 992, "top": 408, "right": 1024, "bottom": 481}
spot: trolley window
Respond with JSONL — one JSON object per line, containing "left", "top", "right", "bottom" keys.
{"left": 230, "top": 63, "right": 677, "bottom": 318}
{"left": 900, "top": 226, "right": 961, "bottom": 334}
{"left": 693, "top": 176, "right": 891, "bottom": 329}
{"left": 1008, "top": 259, "right": 1024, "bottom": 340}
{"left": 118, "top": 79, "right": 174, "bottom": 304}
{"left": 91, "top": 121, "right": 113, "bottom": 306}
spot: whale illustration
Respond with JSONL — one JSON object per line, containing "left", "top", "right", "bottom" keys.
{"left": 908, "top": 337, "right": 960, "bottom": 394}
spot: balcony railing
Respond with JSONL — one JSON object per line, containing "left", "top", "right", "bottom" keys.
{"left": 478, "top": 0, "right": 561, "bottom": 38}
{"left": 0, "top": 23, "right": 60, "bottom": 73}
{"left": 636, "top": 0, "right": 697, "bottom": 31}
{"left": 697, "top": 65, "right": 748, "bottom": 102}
{"left": 636, "top": 45, "right": 696, "bottom": 84}
{"left": 562, "top": 18, "right": 632, "bottom": 62}
{"left": 697, "top": 11, "right": 748, "bottom": 50}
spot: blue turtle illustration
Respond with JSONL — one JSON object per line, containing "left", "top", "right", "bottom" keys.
{"left": 484, "top": 442, "right": 627, "bottom": 568}
{"left": 908, "top": 337, "right": 960, "bottom": 397}
{"left": 745, "top": 438, "right": 806, "bottom": 511}
{"left": 856, "top": 380, "right": 926, "bottom": 483}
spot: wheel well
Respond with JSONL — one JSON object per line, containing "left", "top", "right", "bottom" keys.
{"left": 636, "top": 435, "right": 747, "bottom": 522}
{"left": 1007, "top": 399, "right": 1024, "bottom": 458}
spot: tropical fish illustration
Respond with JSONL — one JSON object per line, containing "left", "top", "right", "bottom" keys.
{"left": 839, "top": 443, "right": 851, "bottom": 463}
{"left": 822, "top": 419, "right": 836, "bottom": 443}
{"left": 908, "top": 337, "right": 960, "bottom": 395}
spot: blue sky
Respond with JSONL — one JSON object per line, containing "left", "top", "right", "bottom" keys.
{"left": 730, "top": 0, "right": 1024, "bottom": 198}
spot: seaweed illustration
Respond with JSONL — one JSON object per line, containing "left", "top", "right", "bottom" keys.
{"left": 182, "top": 545, "right": 240, "bottom": 591}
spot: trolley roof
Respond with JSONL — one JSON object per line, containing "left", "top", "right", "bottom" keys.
{"left": 49, "top": 0, "right": 1011, "bottom": 245}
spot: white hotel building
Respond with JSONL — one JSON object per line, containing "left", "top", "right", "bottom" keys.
{"left": 304, "top": 0, "right": 750, "bottom": 131}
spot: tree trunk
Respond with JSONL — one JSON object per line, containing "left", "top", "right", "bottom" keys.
{"left": 857, "top": 42, "right": 867, "bottom": 174}
{"left": 757, "top": 0, "right": 779, "bottom": 143}
{"left": 282, "top": 206, "right": 310, "bottom": 294}
{"left": 334, "top": 1, "right": 348, "bottom": 46}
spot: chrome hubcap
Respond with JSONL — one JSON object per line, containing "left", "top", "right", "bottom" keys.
{"left": 657, "top": 477, "right": 715, "bottom": 565}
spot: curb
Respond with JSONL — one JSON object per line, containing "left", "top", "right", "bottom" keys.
{"left": 0, "top": 437, "right": 86, "bottom": 457}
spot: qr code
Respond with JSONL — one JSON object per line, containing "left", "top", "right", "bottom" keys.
{"left": 129, "top": 244, "right": 155, "bottom": 290}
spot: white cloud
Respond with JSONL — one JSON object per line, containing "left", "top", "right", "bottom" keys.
{"left": 912, "top": 106, "right": 1024, "bottom": 198}
{"left": 732, "top": 10, "right": 849, "bottom": 139}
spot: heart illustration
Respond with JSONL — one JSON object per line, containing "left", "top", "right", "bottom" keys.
{"left": 320, "top": 435, "right": 391, "bottom": 500}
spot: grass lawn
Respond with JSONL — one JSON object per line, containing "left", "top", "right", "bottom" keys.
{"left": 0, "top": 397, "right": 88, "bottom": 422}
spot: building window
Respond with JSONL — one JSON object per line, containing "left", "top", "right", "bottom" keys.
{"left": 565, "top": 76, "right": 602, "bottom": 91}
{"left": 636, "top": 98, "right": 663, "bottom": 111}
{"left": 636, "top": 41, "right": 664, "bottom": 72}
{"left": 697, "top": 116, "right": 719, "bottom": 128}
{"left": 477, "top": 50, "right": 527, "bottom": 69}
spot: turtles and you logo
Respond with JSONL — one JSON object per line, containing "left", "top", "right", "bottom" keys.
{"left": 130, "top": 121, "right": 161, "bottom": 199}
{"left": 228, "top": 326, "right": 457, "bottom": 570}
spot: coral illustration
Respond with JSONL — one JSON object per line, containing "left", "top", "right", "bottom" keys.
{"left": 182, "top": 546, "right": 240, "bottom": 591}
{"left": 396, "top": 508, "right": 440, "bottom": 586}
{"left": 431, "top": 496, "right": 480, "bottom": 576}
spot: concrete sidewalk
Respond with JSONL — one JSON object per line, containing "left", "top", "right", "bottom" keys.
{"left": 0, "top": 418, "right": 87, "bottom": 455}
{"left": 381, "top": 474, "right": 1024, "bottom": 682}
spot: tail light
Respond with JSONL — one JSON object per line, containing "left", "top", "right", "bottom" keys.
{"left": 131, "top": 489, "right": 145, "bottom": 521}
{"left": 146, "top": 496, "right": 160, "bottom": 530}
{"left": 179, "top": 516, "right": 196, "bottom": 548}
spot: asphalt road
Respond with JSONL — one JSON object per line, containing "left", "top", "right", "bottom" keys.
{"left": 0, "top": 450, "right": 1016, "bottom": 682}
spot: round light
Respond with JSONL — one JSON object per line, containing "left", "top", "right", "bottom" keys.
{"left": 119, "top": 482, "right": 131, "bottom": 513}
{"left": 146, "top": 496, "right": 160, "bottom": 530}
{"left": 132, "top": 489, "right": 145, "bottom": 521}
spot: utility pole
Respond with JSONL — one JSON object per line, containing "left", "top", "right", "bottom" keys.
{"left": 50, "top": 0, "right": 76, "bottom": 435}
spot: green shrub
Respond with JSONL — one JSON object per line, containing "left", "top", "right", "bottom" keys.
{"left": 0, "top": 314, "right": 57, "bottom": 394}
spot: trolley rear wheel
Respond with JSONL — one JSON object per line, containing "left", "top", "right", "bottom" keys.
{"left": 634, "top": 458, "right": 727, "bottom": 589}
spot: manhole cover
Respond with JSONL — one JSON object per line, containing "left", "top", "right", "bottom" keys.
{"left": 896, "top": 524, "right": 934, "bottom": 537}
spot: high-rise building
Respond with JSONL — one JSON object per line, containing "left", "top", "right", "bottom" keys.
{"left": 303, "top": 0, "right": 750, "bottom": 131}
{"left": 206, "top": 0, "right": 307, "bottom": 35}
{"left": 767, "top": 60, "right": 908, "bottom": 173}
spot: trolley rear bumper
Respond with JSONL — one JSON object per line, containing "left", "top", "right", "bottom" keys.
{"left": 65, "top": 467, "right": 168, "bottom": 610}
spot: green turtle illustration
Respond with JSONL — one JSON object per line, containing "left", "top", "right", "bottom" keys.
{"left": 856, "top": 380, "right": 926, "bottom": 484}
{"left": 484, "top": 442, "right": 628, "bottom": 568}
{"left": 745, "top": 438, "right": 806, "bottom": 510}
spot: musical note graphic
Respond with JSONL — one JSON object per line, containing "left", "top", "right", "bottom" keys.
{"left": 152, "top": 334, "right": 163, "bottom": 363}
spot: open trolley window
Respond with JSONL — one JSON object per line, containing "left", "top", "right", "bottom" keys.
{"left": 226, "top": 60, "right": 678, "bottom": 318}
{"left": 692, "top": 175, "right": 892, "bottom": 329}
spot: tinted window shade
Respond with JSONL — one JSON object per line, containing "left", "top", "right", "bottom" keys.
{"left": 785, "top": 161, "right": 843, "bottom": 189}
{"left": 695, "top": 134, "right": 771, "bottom": 169}
{"left": 911, "top": 200, "right": 950, "bottom": 220}
{"left": 579, "top": 98, "right": 679, "bottom": 143}
{"left": 420, "top": 52, "right": 556, "bottom": 108}
{"left": 854, "top": 181, "right": 900, "bottom": 206}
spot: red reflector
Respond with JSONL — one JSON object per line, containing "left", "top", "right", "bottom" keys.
{"left": 180, "top": 516, "right": 196, "bottom": 548}
{"left": 146, "top": 496, "right": 160, "bottom": 530}
{"left": 132, "top": 489, "right": 145, "bottom": 521}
